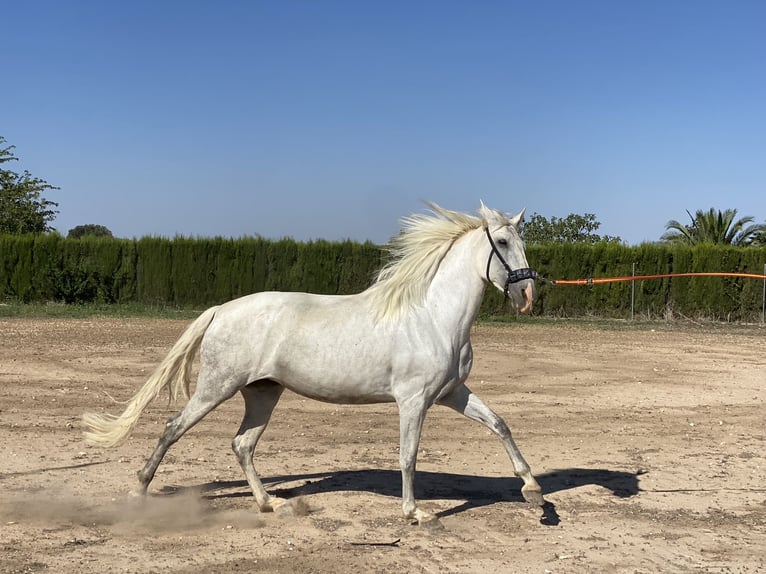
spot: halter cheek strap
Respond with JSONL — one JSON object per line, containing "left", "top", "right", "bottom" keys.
{"left": 484, "top": 226, "right": 540, "bottom": 298}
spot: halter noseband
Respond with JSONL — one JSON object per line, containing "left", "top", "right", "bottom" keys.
{"left": 484, "top": 226, "right": 539, "bottom": 298}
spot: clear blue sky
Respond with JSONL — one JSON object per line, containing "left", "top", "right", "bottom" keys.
{"left": 3, "top": 1, "right": 765, "bottom": 245}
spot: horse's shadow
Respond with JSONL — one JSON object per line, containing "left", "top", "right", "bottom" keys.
{"left": 162, "top": 467, "right": 642, "bottom": 526}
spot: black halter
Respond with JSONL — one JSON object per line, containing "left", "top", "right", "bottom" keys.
{"left": 484, "top": 226, "right": 540, "bottom": 298}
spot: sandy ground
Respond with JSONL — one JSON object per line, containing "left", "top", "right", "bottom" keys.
{"left": 0, "top": 317, "right": 764, "bottom": 573}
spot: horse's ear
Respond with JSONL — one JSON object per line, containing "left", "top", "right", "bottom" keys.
{"left": 509, "top": 208, "right": 526, "bottom": 229}
{"left": 479, "top": 200, "right": 500, "bottom": 228}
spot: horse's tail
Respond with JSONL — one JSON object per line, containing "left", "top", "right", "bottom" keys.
{"left": 82, "top": 305, "right": 220, "bottom": 448}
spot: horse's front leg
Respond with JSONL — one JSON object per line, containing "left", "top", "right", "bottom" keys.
{"left": 397, "top": 399, "right": 441, "bottom": 528}
{"left": 438, "top": 384, "right": 545, "bottom": 506}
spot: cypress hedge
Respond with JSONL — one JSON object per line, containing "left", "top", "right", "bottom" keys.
{"left": 0, "top": 234, "right": 764, "bottom": 320}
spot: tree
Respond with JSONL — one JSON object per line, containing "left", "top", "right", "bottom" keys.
{"left": 521, "top": 212, "right": 622, "bottom": 244}
{"left": 0, "top": 136, "right": 59, "bottom": 234}
{"left": 68, "top": 224, "right": 113, "bottom": 239}
{"left": 661, "top": 208, "right": 766, "bottom": 246}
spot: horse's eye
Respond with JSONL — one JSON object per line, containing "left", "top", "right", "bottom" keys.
{"left": 498, "top": 238, "right": 508, "bottom": 246}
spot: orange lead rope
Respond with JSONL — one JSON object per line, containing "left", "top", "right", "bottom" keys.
{"left": 545, "top": 272, "right": 766, "bottom": 286}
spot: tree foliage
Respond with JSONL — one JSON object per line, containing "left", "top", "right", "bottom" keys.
{"left": 68, "top": 224, "right": 114, "bottom": 239}
{"left": 661, "top": 208, "right": 766, "bottom": 246}
{"left": 521, "top": 212, "right": 621, "bottom": 245}
{"left": 0, "top": 137, "right": 59, "bottom": 234}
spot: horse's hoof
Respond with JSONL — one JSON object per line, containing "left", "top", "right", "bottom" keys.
{"left": 420, "top": 516, "right": 445, "bottom": 531}
{"left": 412, "top": 509, "right": 444, "bottom": 531}
{"left": 127, "top": 489, "right": 147, "bottom": 501}
{"left": 264, "top": 497, "right": 289, "bottom": 513}
{"left": 521, "top": 484, "right": 545, "bottom": 507}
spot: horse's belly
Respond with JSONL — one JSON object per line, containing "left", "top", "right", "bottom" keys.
{"left": 273, "top": 366, "right": 395, "bottom": 405}
{"left": 259, "top": 317, "right": 400, "bottom": 403}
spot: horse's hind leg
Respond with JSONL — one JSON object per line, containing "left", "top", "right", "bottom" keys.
{"left": 232, "top": 380, "right": 285, "bottom": 512}
{"left": 135, "top": 382, "right": 240, "bottom": 496}
{"left": 438, "top": 384, "right": 545, "bottom": 506}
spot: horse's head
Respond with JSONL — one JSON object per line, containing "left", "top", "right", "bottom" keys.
{"left": 479, "top": 201, "right": 536, "bottom": 314}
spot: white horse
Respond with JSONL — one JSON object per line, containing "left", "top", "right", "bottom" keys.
{"left": 82, "top": 201, "right": 544, "bottom": 526}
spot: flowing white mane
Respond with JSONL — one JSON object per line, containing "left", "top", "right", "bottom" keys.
{"left": 368, "top": 203, "right": 488, "bottom": 321}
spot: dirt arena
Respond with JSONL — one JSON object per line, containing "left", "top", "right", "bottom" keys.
{"left": 1, "top": 316, "right": 764, "bottom": 573}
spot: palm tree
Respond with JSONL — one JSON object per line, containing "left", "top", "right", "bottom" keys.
{"left": 661, "top": 208, "right": 766, "bottom": 246}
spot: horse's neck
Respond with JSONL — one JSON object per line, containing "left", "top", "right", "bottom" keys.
{"left": 424, "top": 229, "right": 487, "bottom": 335}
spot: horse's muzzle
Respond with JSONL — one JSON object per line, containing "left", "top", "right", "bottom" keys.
{"left": 516, "top": 282, "right": 535, "bottom": 314}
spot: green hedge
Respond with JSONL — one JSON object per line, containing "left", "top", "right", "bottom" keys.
{"left": 1, "top": 235, "right": 764, "bottom": 320}
{"left": 0, "top": 235, "right": 383, "bottom": 307}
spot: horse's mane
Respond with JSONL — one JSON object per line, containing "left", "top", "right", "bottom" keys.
{"left": 368, "top": 203, "right": 484, "bottom": 321}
